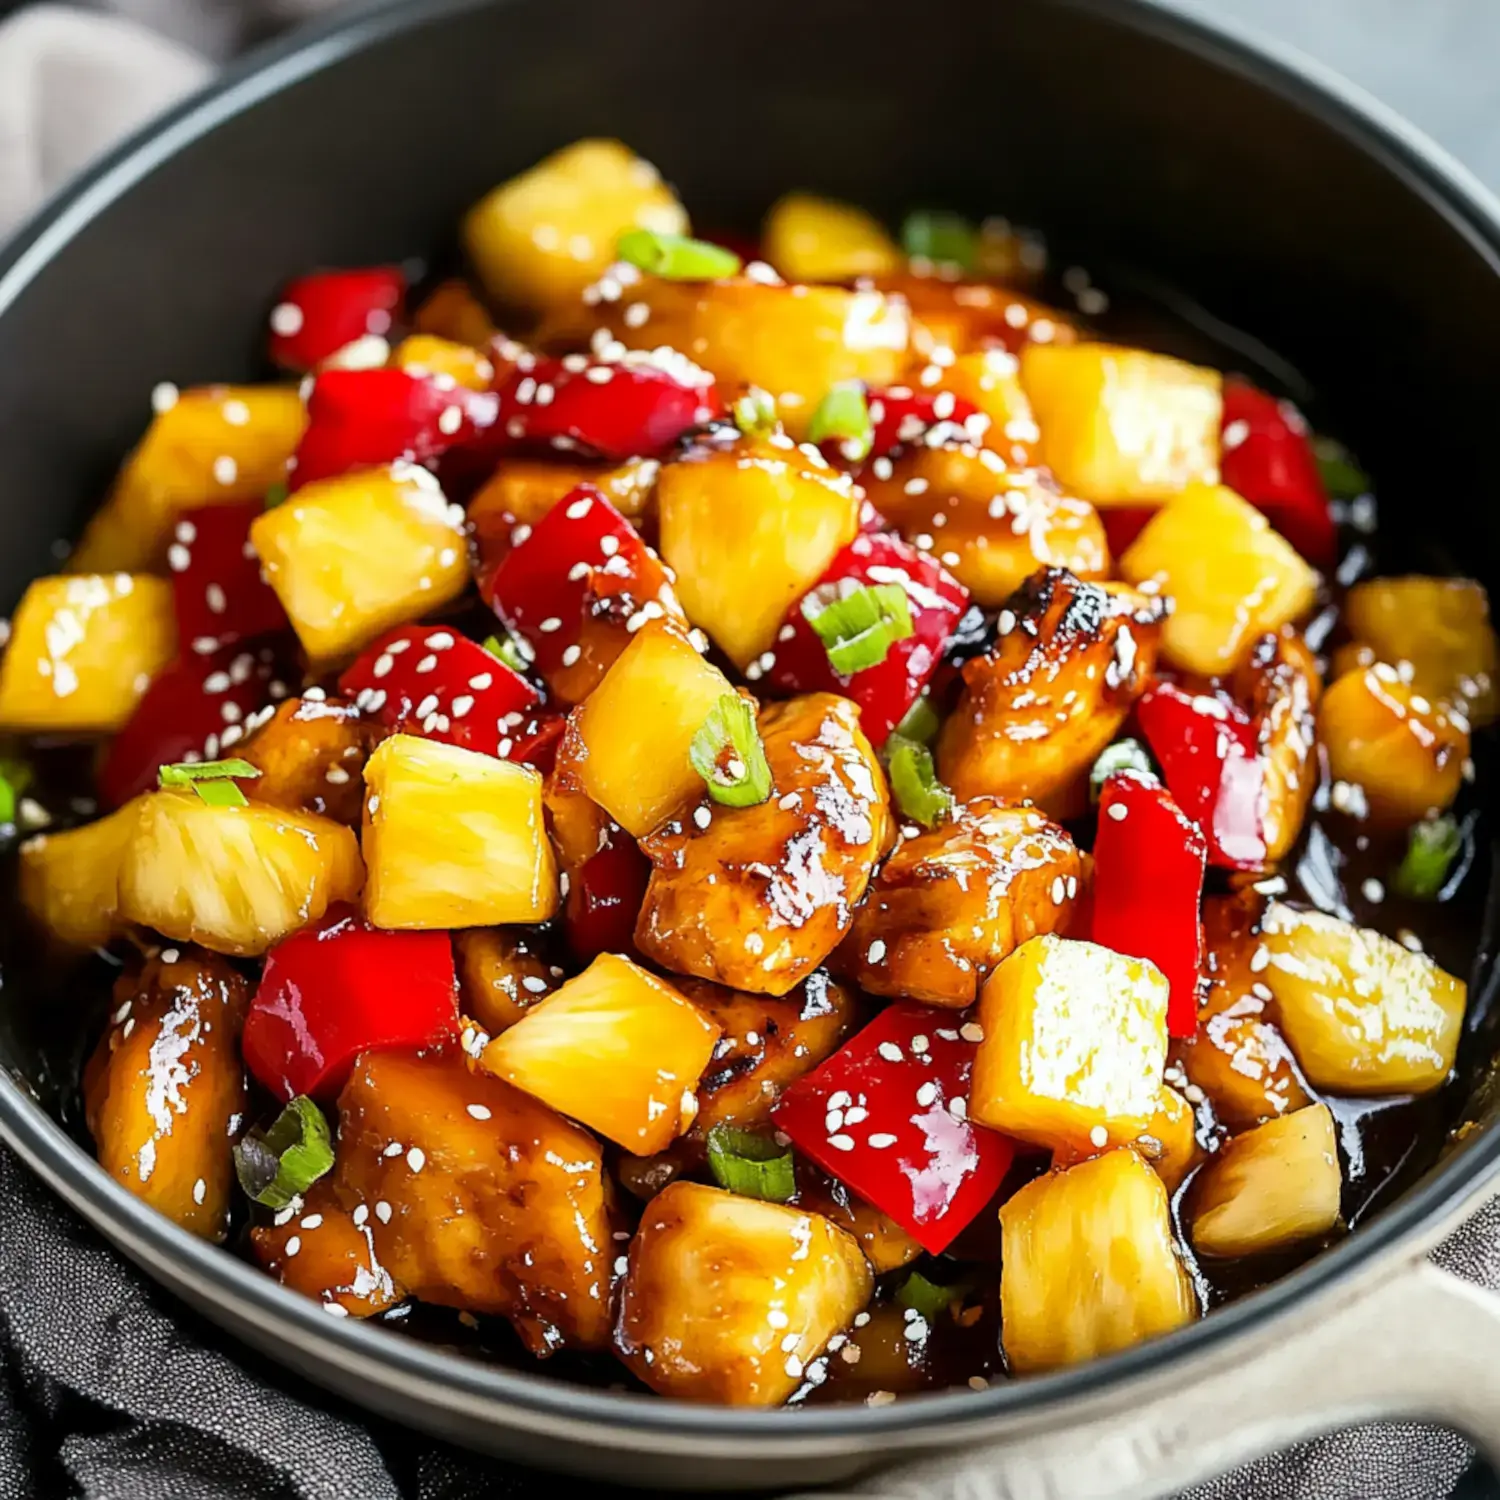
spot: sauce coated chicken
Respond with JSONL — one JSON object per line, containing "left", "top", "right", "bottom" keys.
{"left": 0, "top": 138, "right": 1491, "bottom": 1407}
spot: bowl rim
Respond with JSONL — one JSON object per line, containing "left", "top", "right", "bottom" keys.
{"left": 3, "top": 0, "right": 1500, "bottom": 1448}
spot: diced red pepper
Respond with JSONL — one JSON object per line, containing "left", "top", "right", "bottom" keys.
{"left": 98, "top": 645, "right": 293, "bottom": 807}
{"left": 168, "top": 502, "right": 289, "bottom": 654}
{"left": 1136, "top": 681, "right": 1267, "bottom": 870}
{"left": 268, "top": 267, "right": 407, "bottom": 373}
{"left": 507, "top": 708, "right": 567, "bottom": 774}
{"left": 867, "top": 388, "right": 982, "bottom": 459}
{"left": 1091, "top": 770, "right": 1207, "bottom": 1038}
{"left": 565, "top": 832, "right": 652, "bottom": 962}
{"left": 1100, "top": 507, "right": 1157, "bottom": 559}
{"left": 772, "top": 1001, "right": 1015, "bottom": 1254}
{"left": 764, "top": 533, "right": 968, "bottom": 746}
{"left": 289, "top": 367, "right": 499, "bottom": 490}
{"left": 491, "top": 354, "right": 721, "bottom": 463}
{"left": 1220, "top": 379, "right": 1336, "bottom": 569}
{"left": 338, "top": 625, "right": 539, "bottom": 761}
{"left": 241, "top": 907, "right": 459, "bottom": 1101}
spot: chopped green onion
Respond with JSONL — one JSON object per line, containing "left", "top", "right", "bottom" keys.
{"left": 0, "top": 775, "right": 13, "bottom": 829}
{"left": 615, "top": 229, "right": 742, "bottom": 281}
{"left": 897, "top": 1269, "right": 965, "bottom": 1321}
{"left": 234, "top": 1095, "right": 335, "bottom": 1210}
{"left": 0, "top": 750, "right": 30, "bottom": 828}
{"left": 705, "top": 1125, "right": 796, "bottom": 1203}
{"left": 732, "top": 386, "right": 778, "bottom": 439}
{"left": 1089, "top": 738, "right": 1154, "bottom": 802}
{"left": 689, "top": 694, "right": 773, "bottom": 808}
{"left": 886, "top": 735, "right": 953, "bottom": 828}
{"left": 263, "top": 480, "right": 289, "bottom": 510}
{"left": 803, "top": 582, "right": 913, "bottom": 677}
{"left": 1394, "top": 815, "right": 1463, "bottom": 900}
{"left": 158, "top": 758, "right": 261, "bottom": 809}
{"left": 894, "top": 696, "right": 942, "bottom": 746}
{"left": 483, "top": 631, "right": 532, "bottom": 676}
{"left": 807, "top": 381, "right": 873, "bottom": 462}
{"left": 901, "top": 211, "right": 978, "bottom": 272}
{"left": 1312, "top": 436, "right": 1371, "bottom": 502}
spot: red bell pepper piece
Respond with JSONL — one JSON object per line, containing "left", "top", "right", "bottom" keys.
{"left": 98, "top": 645, "right": 293, "bottom": 807}
{"left": 1220, "top": 379, "right": 1336, "bottom": 569}
{"left": 1136, "top": 681, "right": 1267, "bottom": 870}
{"left": 167, "top": 503, "right": 289, "bottom": 654}
{"left": 491, "top": 353, "right": 722, "bottom": 463}
{"left": 1100, "top": 507, "right": 1157, "bottom": 559}
{"left": 267, "top": 267, "right": 407, "bottom": 373}
{"left": 772, "top": 1001, "right": 1015, "bottom": 1254}
{"left": 338, "top": 624, "right": 539, "bottom": 762}
{"left": 241, "top": 907, "right": 459, "bottom": 1102}
{"left": 507, "top": 708, "right": 567, "bottom": 774}
{"left": 867, "top": 387, "right": 983, "bottom": 459}
{"left": 763, "top": 533, "right": 968, "bottom": 746}
{"left": 1091, "top": 770, "right": 1207, "bottom": 1038}
{"left": 565, "top": 832, "right": 652, "bottom": 962}
{"left": 289, "top": 367, "right": 499, "bottom": 490}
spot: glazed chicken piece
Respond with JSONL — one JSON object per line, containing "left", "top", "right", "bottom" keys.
{"left": 836, "top": 798, "right": 1081, "bottom": 1008}
{"left": 453, "top": 926, "right": 560, "bottom": 1036}
{"left": 937, "top": 568, "right": 1166, "bottom": 813}
{"left": 334, "top": 1047, "right": 615, "bottom": 1354}
{"left": 241, "top": 696, "right": 380, "bottom": 826}
{"left": 794, "top": 1165, "right": 923, "bottom": 1275}
{"left": 83, "top": 950, "right": 249, "bottom": 1242}
{"left": 635, "top": 694, "right": 892, "bottom": 996}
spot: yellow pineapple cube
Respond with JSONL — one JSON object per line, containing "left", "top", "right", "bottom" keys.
{"left": 568, "top": 623, "right": 735, "bottom": 837}
{"left": 1318, "top": 665, "right": 1468, "bottom": 822}
{"left": 970, "top": 934, "right": 1169, "bottom": 1154}
{"left": 657, "top": 442, "right": 861, "bottom": 668}
{"left": 1189, "top": 1103, "right": 1341, "bottom": 1258}
{"left": 71, "top": 385, "right": 307, "bottom": 572}
{"left": 362, "top": 734, "right": 557, "bottom": 929}
{"left": 19, "top": 797, "right": 144, "bottom": 948}
{"left": 390, "top": 334, "right": 494, "bottom": 391}
{"left": 1020, "top": 342, "right": 1222, "bottom": 504}
{"left": 762, "top": 193, "right": 902, "bottom": 282}
{"left": 615, "top": 1181, "right": 872, "bottom": 1404}
{"left": 463, "top": 139, "right": 688, "bottom": 313}
{"left": 250, "top": 464, "right": 467, "bottom": 661}
{"left": 942, "top": 348, "right": 1040, "bottom": 463}
{"left": 1259, "top": 902, "right": 1465, "bottom": 1095}
{"left": 999, "top": 1148, "right": 1197, "bottom": 1374}
{"left": 0, "top": 574, "right": 175, "bottom": 734}
{"left": 1139, "top": 1084, "right": 1201, "bottom": 1193}
{"left": 1121, "top": 483, "right": 1317, "bottom": 675}
{"left": 118, "top": 789, "right": 363, "bottom": 956}
{"left": 481, "top": 952, "right": 719, "bottom": 1153}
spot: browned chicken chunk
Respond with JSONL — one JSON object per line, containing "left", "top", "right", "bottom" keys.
{"left": 241, "top": 695, "right": 379, "bottom": 826}
{"left": 636, "top": 694, "right": 892, "bottom": 995}
{"left": 453, "top": 927, "right": 559, "bottom": 1036}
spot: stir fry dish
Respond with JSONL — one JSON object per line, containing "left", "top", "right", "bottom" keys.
{"left": 1, "top": 138, "right": 1493, "bottom": 1407}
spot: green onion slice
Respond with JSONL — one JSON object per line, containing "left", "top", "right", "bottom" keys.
{"left": 807, "top": 381, "right": 873, "bottom": 462}
{"left": 0, "top": 751, "right": 30, "bottom": 828}
{"left": 886, "top": 735, "right": 953, "bottom": 828}
{"left": 732, "top": 386, "right": 778, "bottom": 439}
{"left": 803, "top": 582, "right": 913, "bottom": 677}
{"left": 689, "top": 694, "right": 773, "bottom": 808}
{"left": 158, "top": 758, "right": 262, "bottom": 809}
{"left": 264, "top": 480, "right": 290, "bottom": 510}
{"left": 705, "top": 1125, "right": 796, "bottom": 1203}
{"left": 894, "top": 696, "right": 942, "bottom": 746}
{"left": 1311, "top": 436, "right": 1371, "bottom": 502}
{"left": 1089, "top": 738, "right": 1154, "bottom": 802}
{"left": 1394, "top": 815, "right": 1464, "bottom": 900}
{"left": 483, "top": 631, "right": 532, "bottom": 675}
{"left": 233, "top": 1095, "right": 335, "bottom": 1210}
{"left": 615, "top": 229, "right": 742, "bottom": 281}
{"left": 897, "top": 1269, "right": 965, "bottom": 1321}
{"left": 901, "top": 211, "right": 978, "bottom": 272}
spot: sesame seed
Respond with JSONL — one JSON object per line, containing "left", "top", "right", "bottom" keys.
{"left": 784, "top": 1355, "right": 804, "bottom": 1380}
{"left": 868, "top": 1133, "right": 897, "bottom": 1149}
{"left": 352, "top": 1204, "right": 369, "bottom": 1226}
{"left": 1107, "top": 803, "right": 1129, "bottom": 821}
{"left": 467, "top": 1104, "right": 492, "bottom": 1120}
{"left": 1362, "top": 878, "right": 1385, "bottom": 904}
{"left": 151, "top": 381, "right": 179, "bottom": 413}
{"left": 560, "top": 645, "right": 582, "bottom": 667}
{"left": 213, "top": 456, "right": 238, "bottom": 486}
{"left": 1051, "top": 876, "right": 1066, "bottom": 904}
{"left": 406, "top": 1147, "right": 426, "bottom": 1172}
{"left": 222, "top": 399, "right": 250, "bottom": 426}
{"left": 285, "top": 1236, "right": 302, "bottom": 1258}
{"left": 205, "top": 583, "right": 227, "bottom": 614}
{"left": 867, "top": 939, "right": 887, "bottom": 963}
{"left": 948, "top": 1096, "right": 967, "bottom": 1120}
{"left": 1089, "top": 1125, "right": 1109, "bottom": 1148}
{"left": 915, "top": 1081, "right": 938, "bottom": 1107}
{"left": 693, "top": 806, "right": 712, "bottom": 829}
{"left": 538, "top": 617, "right": 562, "bottom": 633}
{"left": 960, "top": 1022, "right": 984, "bottom": 1043}
{"left": 270, "top": 302, "right": 304, "bottom": 336}
{"left": 469, "top": 673, "right": 493, "bottom": 691}
{"left": 192, "top": 1178, "right": 206, "bottom": 1205}
{"left": 827, "top": 1133, "right": 856, "bottom": 1152}
{"left": 877, "top": 1041, "right": 904, "bottom": 1063}
{"left": 910, "top": 1034, "right": 929, "bottom": 1054}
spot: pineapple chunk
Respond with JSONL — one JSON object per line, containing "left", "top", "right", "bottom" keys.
{"left": 567, "top": 623, "right": 736, "bottom": 837}
{"left": 336, "top": 1048, "right": 615, "bottom": 1352}
{"left": 463, "top": 139, "right": 687, "bottom": 313}
{"left": 454, "top": 927, "right": 558, "bottom": 1036}
{"left": 82, "top": 951, "right": 248, "bottom": 1242}
{"left": 1020, "top": 342, "right": 1222, "bottom": 504}
{"left": 863, "top": 449, "right": 1108, "bottom": 607}
{"left": 241, "top": 696, "right": 375, "bottom": 825}
{"left": 1189, "top": 1103, "right": 1341, "bottom": 1258}
{"left": 970, "top": 934, "right": 1169, "bottom": 1154}
{"left": 70, "top": 385, "right": 307, "bottom": 573}
{"left": 1318, "top": 664, "right": 1468, "bottom": 823}
{"left": 250, "top": 1180, "right": 406, "bottom": 1318}
{"left": 999, "top": 1148, "right": 1197, "bottom": 1374}
{"left": 362, "top": 734, "right": 557, "bottom": 929}
{"left": 942, "top": 348, "right": 1041, "bottom": 465}
{"left": 1137, "top": 1085, "right": 1200, "bottom": 1193}
{"left": 482, "top": 952, "right": 720, "bottom": 1154}
{"left": 657, "top": 442, "right": 861, "bottom": 668}
{"left": 1121, "top": 483, "right": 1317, "bottom": 675}
{"left": 1259, "top": 902, "right": 1465, "bottom": 1095}
{"left": 614, "top": 1180, "right": 872, "bottom": 1405}
{"left": 390, "top": 334, "right": 494, "bottom": 390}
{"left": 118, "top": 789, "right": 363, "bottom": 957}
{"left": 19, "top": 797, "right": 144, "bottom": 948}
{"left": 1344, "top": 575, "right": 1499, "bottom": 726}
{"left": 249, "top": 464, "right": 467, "bottom": 662}
{"left": 411, "top": 277, "right": 497, "bottom": 347}
{"left": 762, "top": 193, "right": 902, "bottom": 282}
{"left": 0, "top": 574, "right": 175, "bottom": 734}
{"left": 469, "top": 454, "right": 659, "bottom": 528}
